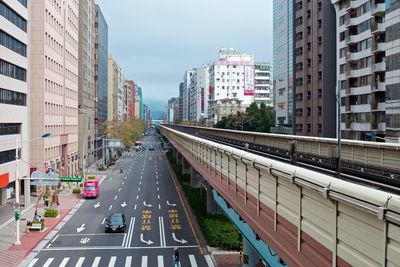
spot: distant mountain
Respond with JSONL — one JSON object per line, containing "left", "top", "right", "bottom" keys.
{"left": 144, "top": 99, "right": 166, "bottom": 119}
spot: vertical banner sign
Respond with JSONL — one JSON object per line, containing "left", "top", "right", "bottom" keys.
{"left": 201, "top": 88, "right": 205, "bottom": 113}
{"left": 244, "top": 66, "right": 254, "bottom": 96}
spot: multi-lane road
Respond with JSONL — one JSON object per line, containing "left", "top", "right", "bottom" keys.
{"left": 25, "top": 135, "right": 214, "bottom": 267}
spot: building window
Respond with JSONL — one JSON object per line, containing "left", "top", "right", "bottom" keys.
{"left": 0, "top": 88, "right": 26, "bottom": 106}
{"left": 0, "top": 123, "right": 21, "bottom": 135}
{"left": 0, "top": 149, "right": 16, "bottom": 164}
{"left": 0, "top": 2, "right": 27, "bottom": 32}
{"left": 0, "top": 59, "right": 26, "bottom": 81}
{"left": 0, "top": 30, "right": 27, "bottom": 57}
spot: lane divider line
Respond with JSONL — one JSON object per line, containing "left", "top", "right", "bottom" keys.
{"left": 109, "top": 205, "right": 112, "bottom": 210}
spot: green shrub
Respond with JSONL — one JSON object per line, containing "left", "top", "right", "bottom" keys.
{"left": 98, "top": 165, "right": 107, "bottom": 171}
{"left": 87, "top": 175, "right": 96, "bottom": 180}
{"left": 44, "top": 209, "right": 58, "bottom": 218}
{"left": 72, "top": 188, "right": 81, "bottom": 194}
{"left": 166, "top": 152, "right": 241, "bottom": 251}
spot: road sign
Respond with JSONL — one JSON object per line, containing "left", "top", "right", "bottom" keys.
{"left": 15, "top": 210, "right": 20, "bottom": 221}
{"left": 13, "top": 202, "right": 20, "bottom": 209}
{"left": 59, "top": 177, "right": 82, "bottom": 182}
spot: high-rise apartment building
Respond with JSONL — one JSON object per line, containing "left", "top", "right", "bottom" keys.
{"left": 254, "top": 63, "right": 273, "bottom": 107}
{"left": 182, "top": 70, "right": 194, "bottom": 121}
{"left": 332, "top": 0, "right": 387, "bottom": 140}
{"left": 189, "top": 65, "right": 209, "bottom": 122}
{"left": 134, "top": 83, "right": 141, "bottom": 120}
{"left": 124, "top": 80, "right": 135, "bottom": 120}
{"left": 137, "top": 87, "right": 144, "bottom": 120}
{"left": 79, "top": 0, "right": 96, "bottom": 168}
{"left": 273, "top": 0, "right": 294, "bottom": 130}
{"left": 30, "top": 0, "right": 80, "bottom": 178}
{"left": 95, "top": 4, "right": 108, "bottom": 137}
{"left": 209, "top": 48, "right": 255, "bottom": 125}
{"left": 293, "top": 0, "right": 337, "bottom": 137}
{"left": 107, "top": 55, "right": 121, "bottom": 121}
{"left": 0, "top": 0, "right": 29, "bottom": 206}
{"left": 385, "top": 1, "right": 400, "bottom": 140}
{"left": 178, "top": 83, "right": 184, "bottom": 121}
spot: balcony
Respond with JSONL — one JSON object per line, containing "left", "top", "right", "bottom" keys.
{"left": 371, "top": 21, "right": 385, "bottom": 33}
{"left": 351, "top": 104, "right": 371, "bottom": 113}
{"left": 372, "top": 62, "right": 386, "bottom": 72}
{"left": 371, "top": 3, "right": 385, "bottom": 16}
{"left": 350, "top": 123, "right": 371, "bottom": 131}
{"left": 345, "top": 35, "right": 357, "bottom": 44}
{"left": 372, "top": 41, "right": 385, "bottom": 52}
{"left": 372, "top": 82, "right": 385, "bottom": 91}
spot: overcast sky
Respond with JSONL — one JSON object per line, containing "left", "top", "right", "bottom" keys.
{"left": 96, "top": 0, "right": 273, "bottom": 115}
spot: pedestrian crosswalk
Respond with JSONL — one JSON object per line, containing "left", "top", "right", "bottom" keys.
{"left": 27, "top": 254, "right": 214, "bottom": 267}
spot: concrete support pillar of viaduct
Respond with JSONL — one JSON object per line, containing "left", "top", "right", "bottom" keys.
{"left": 190, "top": 166, "right": 204, "bottom": 188}
{"left": 205, "top": 183, "right": 222, "bottom": 215}
{"left": 242, "top": 235, "right": 261, "bottom": 267}
{"left": 181, "top": 157, "right": 191, "bottom": 175}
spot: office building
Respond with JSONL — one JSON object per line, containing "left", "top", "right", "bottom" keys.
{"left": 78, "top": 0, "right": 96, "bottom": 168}
{"left": 273, "top": 0, "right": 294, "bottom": 130}
{"left": 0, "top": 0, "right": 29, "bottom": 206}
{"left": 30, "top": 0, "right": 80, "bottom": 179}
{"left": 107, "top": 55, "right": 121, "bottom": 121}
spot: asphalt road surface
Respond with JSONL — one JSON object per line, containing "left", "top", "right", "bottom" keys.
{"left": 26, "top": 135, "right": 214, "bottom": 267}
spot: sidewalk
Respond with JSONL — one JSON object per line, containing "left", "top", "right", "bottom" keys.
{"left": 0, "top": 161, "right": 112, "bottom": 267}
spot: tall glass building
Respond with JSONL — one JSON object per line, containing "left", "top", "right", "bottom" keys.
{"left": 273, "top": 0, "right": 293, "bottom": 132}
{"left": 95, "top": 5, "right": 108, "bottom": 133}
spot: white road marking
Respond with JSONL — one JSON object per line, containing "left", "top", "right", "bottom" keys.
{"left": 122, "top": 181, "right": 125, "bottom": 185}
{"left": 124, "top": 177, "right": 127, "bottom": 180}
{"left": 158, "top": 204, "right": 161, "bottom": 210}
{"left": 125, "top": 256, "right": 132, "bottom": 267}
{"left": 141, "top": 256, "right": 148, "bottom": 267}
{"left": 156, "top": 181, "right": 158, "bottom": 185}
{"left": 43, "top": 258, "right": 54, "bottom": 267}
{"left": 189, "top": 255, "right": 198, "bottom": 267}
{"left": 138, "top": 187, "right": 141, "bottom": 192}
{"left": 134, "top": 204, "right": 137, "bottom": 210}
{"left": 43, "top": 245, "right": 199, "bottom": 251}
{"left": 158, "top": 194, "right": 160, "bottom": 199}
{"left": 108, "top": 256, "right": 116, "bottom": 267}
{"left": 26, "top": 259, "right": 38, "bottom": 267}
{"left": 114, "top": 195, "right": 118, "bottom": 200}
{"left": 127, "top": 217, "right": 136, "bottom": 247}
{"left": 205, "top": 255, "right": 215, "bottom": 267}
{"left": 157, "top": 255, "right": 164, "bottom": 267}
{"left": 136, "top": 195, "right": 139, "bottom": 200}
{"left": 101, "top": 217, "right": 106, "bottom": 224}
{"left": 76, "top": 257, "right": 85, "bottom": 267}
{"left": 92, "top": 256, "right": 101, "bottom": 267}
{"left": 118, "top": 188, "right": 121, "bottom": 192}
{"left": 109, "top": 205, "right": 112, "bottom": 210}
{"left": 122, "top": 233, "right": 127, "bottom": 247}
{"left": 59, "top": 258, "right": 69, "bottom": 267}
{"left": 158, "top": 216, "right": 166, "bottom": 247}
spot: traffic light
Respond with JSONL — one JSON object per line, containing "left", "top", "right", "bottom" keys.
{"left": 15, "top": 210, "right": 20, "bottom": 221}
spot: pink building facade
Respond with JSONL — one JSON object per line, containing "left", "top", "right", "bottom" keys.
{"left": 30, "top": 0, "right": 80, "bottom": 177}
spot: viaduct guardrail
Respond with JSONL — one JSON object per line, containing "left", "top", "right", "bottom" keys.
{"left": 158, "top": 124, "right": 400, "bottom": 267}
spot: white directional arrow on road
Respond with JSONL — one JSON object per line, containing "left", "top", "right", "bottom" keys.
{"left": 166, "top": 201, "right": 177, "bottom": 207}
{"left": 143, "top": 201, "right": 152, "bottom": 207}
{"left": 77, "top": 224, "right": 86, "bottom": 233}
{"left": 121, "top": 202, "right": 127, "bottom": 208}
{"left": 140, "top": 233, "right": 154, "bottom": 245}
{"left": 172, "top": 233, "right": 187, "bottom": 244}
{"left": 94, "top": 202, "right": 100, "bottom": 208}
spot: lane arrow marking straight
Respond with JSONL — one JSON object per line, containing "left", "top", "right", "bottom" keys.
{"left": 172, "top": 233, "right": 187, "bottom": 244}
{"left": 76, "top": 224, "right": 85, "bottom": 233}
{"left": 143, "top": 201, "right": 152, "bottom": 207}
{"left": 140, "top": 233, "right": 154, "bottom": 245}
{"left": 121, "top": 202, "right": 127, "bottom": 208}
{"left": 94, "top": 202, "right": 100, "bottom": 208}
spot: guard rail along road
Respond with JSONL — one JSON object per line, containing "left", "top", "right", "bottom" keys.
{"left": 158, "top": 124, "right": 400, "bottom": 267}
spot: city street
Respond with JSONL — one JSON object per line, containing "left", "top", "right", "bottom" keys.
{"left": 25, "top": 136, "right": 213, "bottom": 267}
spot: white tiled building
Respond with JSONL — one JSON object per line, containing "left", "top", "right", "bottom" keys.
{"left": 189, "top": 65, "right": 209, "bottom": 122}
{"left": 209, "top": 48, "right": 255, "bottom": 124}
{"left": 254, "top": 63, "right": 273, "bottom": 107}
{"left": 0, "top": 0, "right": 29, "bottom": 206}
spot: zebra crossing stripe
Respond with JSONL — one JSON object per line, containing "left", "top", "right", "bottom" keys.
{"left": 92, "top": 257, "right": 101, "bottom": 267}
{"left": 59, "top": 257, "right": 70, "bottom": 267}
{"left": 43, "top": 258, "right": 54, "bottom": 267}
{"left": 76, "top": 257, "right": 85, "bottom": 267}
{"left": 141, "top": 255, "right": 148, "bottom": 267}
{"left": 158, "top": 255, "right": 164, "bottom": 267}
{"left": 125, "top": 256, "right": 132, "bottom": 267}
{"left": 189, "top": 254, "right": 198, "bottom": 267}
{"left": 26, "top": 259, "right": 38, "bottom": 267}
{"left": 108, "top": 256, "right": 116, "bottom": 267}
{"left": 204, "top": 255, "right": 214, "bottom": 267}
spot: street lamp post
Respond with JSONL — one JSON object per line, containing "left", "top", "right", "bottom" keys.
{"left": 14, "top": 132, "right": 51, "bottom": 245}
